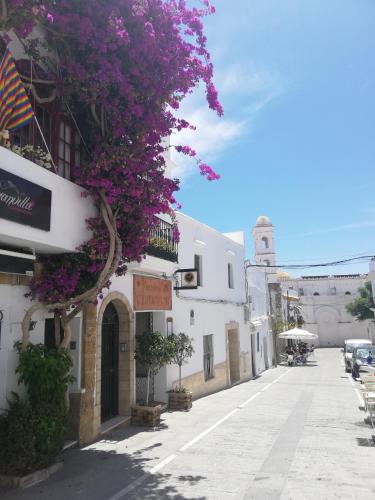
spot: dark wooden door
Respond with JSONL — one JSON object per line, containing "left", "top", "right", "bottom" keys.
{"left": 101, "top": 303, "right": 119, "bottom": 422}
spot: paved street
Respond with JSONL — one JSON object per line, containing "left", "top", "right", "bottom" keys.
{"left": 2, "top": 348, "right": 375, "bottom": 500}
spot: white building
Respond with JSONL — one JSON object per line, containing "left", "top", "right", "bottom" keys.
{"left": 246, "top": 264, "right": 273, "bottom": 374}
{"left": 275, "top": 273, "right": 371, "bottom": 347}
{"left": 154, "top": 214, "right": 251, "bottom": 401}
{"left": 0, "top": 144, "right": 255, "bottom": 443}
{"left": 252, "top": 215, "right": 277, "bottom": 272}
{"left": 250, "top": 214, "right": 373, "bottom": 349}
{"left": 244, "top": 215, "right": 277, "bottom": 374}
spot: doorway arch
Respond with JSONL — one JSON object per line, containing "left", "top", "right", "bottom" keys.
{"left": 97, "top": 292, "right": 134, "bottom": 424}
{"left": 101, "top": 303, "right": 119, "bottom": 421}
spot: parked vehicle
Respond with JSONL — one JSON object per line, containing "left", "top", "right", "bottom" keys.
{"left": 351, "top": 346, "right": 375, "bottom": 379}
{"left": 343, "top": 339, "right": 372, "bottom": 372}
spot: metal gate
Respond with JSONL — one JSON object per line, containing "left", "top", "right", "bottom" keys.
{"left": 101, "top": 303, "right": 119, "bottom": 421}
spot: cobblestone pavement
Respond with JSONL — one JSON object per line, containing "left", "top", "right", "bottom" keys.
{"left": 2, "top": 348, "right": 375, "bottom": 500}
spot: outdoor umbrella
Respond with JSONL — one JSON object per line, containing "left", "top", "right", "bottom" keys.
{"left": 278, "top": 327, "right": 318, "bottom": 341}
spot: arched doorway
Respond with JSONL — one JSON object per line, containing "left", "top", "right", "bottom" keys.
{"left": 101, "top": 302, "right": 119, "bottom": 421}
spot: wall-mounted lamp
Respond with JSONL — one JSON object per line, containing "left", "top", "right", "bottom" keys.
{"left": 29, "top": 320, "right": 37, "bottom": 331}
{"left": 190, "top": 309, "right": 195, "bottom": 326}
{"left": 166, "top": 317, "right": 173, "bottom": 336}
{"left": 120, "top": 342, "right": 127, "bottom": 352}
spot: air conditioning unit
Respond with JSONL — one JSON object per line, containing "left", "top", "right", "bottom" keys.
{"left": 174, "top": 268, "right": 198, "bottom": 290}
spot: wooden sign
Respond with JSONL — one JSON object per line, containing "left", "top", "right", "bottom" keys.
{"left": 133, "top": 275, "right": 172, "bottom": 311}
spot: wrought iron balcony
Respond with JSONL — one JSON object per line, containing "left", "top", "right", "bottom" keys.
{"left": 145, "top": 217, "right": 178, "bottom": 263}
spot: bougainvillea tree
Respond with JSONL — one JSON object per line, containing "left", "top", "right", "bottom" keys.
{"left": 0, "top": 0, "right": 222, "bottom": 347}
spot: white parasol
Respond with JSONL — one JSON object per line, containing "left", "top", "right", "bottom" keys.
{"left": 278, "top": 327, "right": 318, "bottom": 341}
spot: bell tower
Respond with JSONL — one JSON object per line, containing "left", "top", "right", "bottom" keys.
{"left": 252, "top": 215, "right": 276, "bottom": 272}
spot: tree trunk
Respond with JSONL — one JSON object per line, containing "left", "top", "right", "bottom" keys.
{"left": 21, "top": 192, "right": 122, "bottom": 351}
{"left": 146, "top": 367, "right": 151, "bottom": 406}
{"left": 178, "top": 363, "right": 182, "bottom": 390}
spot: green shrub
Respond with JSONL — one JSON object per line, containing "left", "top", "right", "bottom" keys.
{"left": 0, "top": 394, "right": 66, "bottom": 475}
{"left": 134, "top": 331, "right": 175, "bottom": 405}
{"left": 169, "top": 333, "right": 194, "bottom": 391}
{"left": 0, "top": 344, "right": 73, "bottom": 476}
{"left": 15, "top": 342, "right": 73, "bottom": 411}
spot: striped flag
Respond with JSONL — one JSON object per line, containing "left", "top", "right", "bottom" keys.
{"left": 0, "top": 47, "right": 34, "bottom": 132}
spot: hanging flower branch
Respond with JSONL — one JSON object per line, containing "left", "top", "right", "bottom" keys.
{"left": 1, "top": 0, "right": 222, "bottom": 346}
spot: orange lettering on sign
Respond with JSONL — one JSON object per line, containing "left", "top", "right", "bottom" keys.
{"left": 133, "top": 275, "right": 172, "bottom": 311}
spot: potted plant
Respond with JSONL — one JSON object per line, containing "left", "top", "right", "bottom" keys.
{"left": 168, "top": 333, "right": 194, "bottom": 411}
{"left": 132, "top": 331, "right": 174, "bottom": 427}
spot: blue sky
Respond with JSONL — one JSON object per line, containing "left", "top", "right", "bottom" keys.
{"left": 171, "top": 0, "right": 375, "bottom": 277}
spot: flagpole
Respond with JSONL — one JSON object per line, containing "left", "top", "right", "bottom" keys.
{"left": 32, "top": 114, "right": 58, "bottom": 174}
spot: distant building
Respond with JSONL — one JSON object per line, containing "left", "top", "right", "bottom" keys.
{"left": 252, "top": 215, "right": 277, "bottom": 272}
{"left": 252, "top": 215, "right": 372, "bottom": 348}
{"left": 277, "top": 274, "right": 371, "bottom": 347}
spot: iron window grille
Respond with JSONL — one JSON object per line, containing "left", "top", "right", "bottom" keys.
{"left": 145, "top": 217, "right": 178, "bottom": 263}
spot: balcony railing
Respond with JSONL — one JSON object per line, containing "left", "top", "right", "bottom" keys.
{"left": 145, "top": 218, "right": 178, "bottom": 263}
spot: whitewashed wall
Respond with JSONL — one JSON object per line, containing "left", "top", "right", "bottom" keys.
{"left": 281, "top": 276, "right": 371, "bottom": 347}
{"left": 247, "top": 265, "right": 273, "bottom": 374}
{"left": 162, "top": 214, "right": 249, "bottom": 400}
{"left": 104, "top": 212, "right": 251, "bottom": 403}
{"left": 0, "top": 284, "right": 83, "bottom": 412}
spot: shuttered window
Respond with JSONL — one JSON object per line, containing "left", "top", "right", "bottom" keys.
{"left": 228, "top": 262, "right": 234, "bottom": 288}
{"left": 194, "top": 254, "right": 202, "bottom": 286}
{"left": 203, "top": 334, "right": 214, "bottom": 380}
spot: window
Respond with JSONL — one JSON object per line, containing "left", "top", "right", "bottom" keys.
{"left": 261, "top": 237, "right": 269, "bottom": 249}
{"left": 44, "top": 318, "right": 63, "bottom": 349}
{"left": 257, "top": 332, "right": 260, "bottom": 352}
{"left": 58, "top": 121, "right": 72, "bottom": 179}
{"left": 228, "top": 262, "right": 234, "bottom": 288}
{"left": 203, "top": 334, "right": 214, "bottom": 380}
{"left": 345, "top": 291, "right": 351, "bottom": 295}
{"left": 330, "top": 287, "right": 336, "bottom": 295}
{"left": 313, "top": 292, "right": 320, "bottom": 296}
{"left": 10, "top": 103, "right": 81, "bottom": 180}
{"left": 299, "top": 288, "right": 304, "bottom": 296}
{"left": 264, "top": 259, "right": 270, "bottom": 266}
{"left": 194, "top": 254, "right": 203, "bottom": 286}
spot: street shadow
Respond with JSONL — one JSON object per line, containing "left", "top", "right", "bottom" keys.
{"left": 177, "top": 475, "right": 206, "bottom": 486}
{"left": 0, "top": 441, "right": 207, "bottom": 500}
{"left": 100, "top": 418, "right": 169, "bottom": 444}
{"left": 293, "top": 363, "right": 318, "bottom": 368}
{"left": 354, "top": 420, "right": 370, "bottom": 428}
{"left": 356, "top": 436, "right": 375, "bottom": 447}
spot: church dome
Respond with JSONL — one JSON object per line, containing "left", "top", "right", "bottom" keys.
{"left": 256, "top": 215, "right": 272, "bottom": 226}
{"left": 277, "top": 271, "right": 293, "bottom": 281}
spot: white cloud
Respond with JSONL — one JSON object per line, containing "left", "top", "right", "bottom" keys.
{"left": 170, "top": 105, "right": 247, "bottom": 180}
{"left": 220, "top": 63, "right": 284, "bottom": 97}
{"left": 169, "top": 63, "right": 286, "bottom": 182}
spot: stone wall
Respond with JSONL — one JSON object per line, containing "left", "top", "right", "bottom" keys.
{"left": 173, "top": 360, "right": 229, "bottom": 399}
